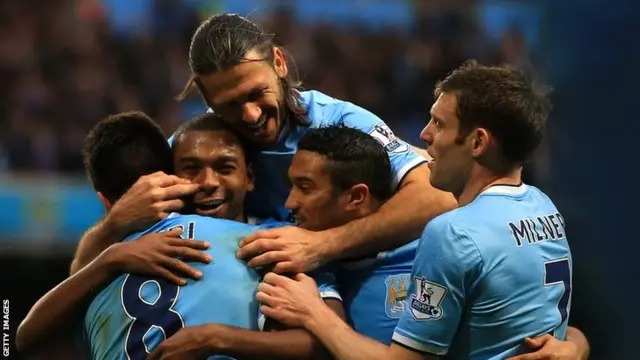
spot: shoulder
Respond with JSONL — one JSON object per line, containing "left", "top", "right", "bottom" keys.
{"left": 300, "top": 90, "right": 380, "bottom": 127}
{"left": 420, "top": 210, "right": 482, "bottom": 261}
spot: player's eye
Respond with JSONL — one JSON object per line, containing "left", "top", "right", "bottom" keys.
{"left": 247, "top": 88, "right": 266, "bottom": 102}
{"left": 181, "top": 165, "right": 200, "bottom": 175}
{"left": 217, "top": 166, "right": 236, "bottom": 175}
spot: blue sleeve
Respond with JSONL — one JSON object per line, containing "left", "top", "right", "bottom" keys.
{"left": 391, "top": 216, "right": 483, "bottom": 355}
{"left": 309, "top": 265, "right": 342, "bottom": 301}
{"left": 338, "top": 103, "right": 427, "bottom": 189}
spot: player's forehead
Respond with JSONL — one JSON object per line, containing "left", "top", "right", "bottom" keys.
{"left": 176, "top": 130, "right": 244, "bottom": 159}
{"left": 289, "top": 150, "right": 329, "bottom": 181}
{"left": 199, "top": 61, "right": 273, "bottom": 107}
{"left": 431, "top": 92, "right": 459, "bottom": 124}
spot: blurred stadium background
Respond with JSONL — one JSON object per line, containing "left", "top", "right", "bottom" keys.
{"left": 0, "top": 0, "right": 635, "bottom": 359}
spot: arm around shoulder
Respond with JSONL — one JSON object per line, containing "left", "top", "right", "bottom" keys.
{"left": 324, "top": 163, "right": 456, "bottom": 261}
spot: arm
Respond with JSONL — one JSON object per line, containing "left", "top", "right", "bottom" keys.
{"left": 148, "top": 299, "right": 345, "bottom": 360}
{"left": 323, "top": 164, "right": 456, "bottom": 260}
{"left": 214, "top": 299, "right": 345, "bottom": 360}
{"left": 305, "top": 304, "right": 428, "bottom": 360}
{"left": 18, "top": 243, "right": 120, "bottom": 352}
{"left": 17, "top": 229, "right": 209, "bottom": 353}
{"left": 566, "top": 327, "right": 590, "bottom": 360}
{"left": 70, "top": 172, "right": 199, "bottom": 275}
{"left": 325, "top": 110, "right": 454, "bottom": 259}
{"left": 257, "top": 273, "right": 429, "bottom": 360}
{"left": 69, "top": 217, "right": 125, "bottom": 275}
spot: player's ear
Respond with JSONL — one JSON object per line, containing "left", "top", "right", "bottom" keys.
{"left": 245, "top": 163, "right": 255, "bottom": 192}
{"left": 272, "top": 47, "right": 288, "bottom": 78}
{"left": 345, "top": 184, "right": 369, "bottom": 211}
{"left": 470, "top": 128, "right": 490, "bottom": 159}
{"left": 97, "top": 192, "right": 112, "bottom": 212}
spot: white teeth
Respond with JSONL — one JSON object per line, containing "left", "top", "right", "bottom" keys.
{"left": 247, "top": 117, "right": 267, "bottom": 129}
{"left": 199, "top": 200, "right": 223, "bottom": 209}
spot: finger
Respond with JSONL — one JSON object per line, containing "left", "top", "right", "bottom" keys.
{"left": 239, "top": 230, "right": 280, "bottom": 247}
{"left": 161, "top": 257, "right": 203, "bottom": 280}
{"left": 160, "top": 183, "right": 201, "bottom": 200}
{"left": 257, "top": 282, "right": 278, "bottom": 296}
{"left": 151, "top": 265, "right": 187, "bottom": 286}
{"left": 163, "top": 227, "right": 184, "bottom": 237}
{"left": 147, "top": 172, "right": 190, "bottom": 187}
{"left": 294, "top": 273, "right": 310, "bottom": 282}
{"left": 146, "top": 344, "right": 165, "bottom": 360}
{"left": 256, "top": 293, "right": 276, "bottom": 307}
{"left": 263, "top": 272, "right": 291, "bottom": 286}
{"left": 154, "top": 199, "right": 186, "bottom": 213}
{"left": 505, "top": 354, "right": 542, "bottom": 360}
{"left": 166, "top": 245, "right": 212, "bottom": 263}
{"left": 169, "top": 239, "right": 211, "bottom": 251}
{"left": 273, "top": 261, "right": 297, "bottom": 274}
{"left": 525, "top": 335, "right": 551, "bottom": 348}
{"left": 237, "top": 238, "right": 283, "bottom": 259}
{"left": 247, "top": 251, "right": 291, "bottom": 268}
{"left": 259, "top": 304, "right": 280, "bottom": 319}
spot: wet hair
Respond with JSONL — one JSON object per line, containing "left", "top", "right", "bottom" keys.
{"left": 172, "top": 112, "right": 254, "bottom": 165}
{"left": 298, "top": 125, "right": 393, "bottom": 202}
{"left": 178, "top": 13, "right": 308, "bottom": 126}
{"left": 435, "top": 60, "right": 552, "bottom": 166}
{"left": 83, "top": 111, "right": 172, "bottom": 204}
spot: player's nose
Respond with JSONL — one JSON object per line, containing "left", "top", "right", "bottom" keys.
{"left": 420, "top": 122, "right": 434, "bottom": 146}
{"left": 242, "top": 102, "right": 262, "bottom": 123}
{"left": 199, "top": 167, "right": 221, "bottom": 189}
{"left": 284, "top": 192, "right": 299, "bottom": 211}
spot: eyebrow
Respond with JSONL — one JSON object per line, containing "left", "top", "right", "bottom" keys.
{"left": 179, "top": 154, "right": 240, "bottom": 163}
{"left": 431, "top": 113, "right": 446, "bottom": 123}
{"left": 212, "top": 84, "right": 268, "bottom": 107}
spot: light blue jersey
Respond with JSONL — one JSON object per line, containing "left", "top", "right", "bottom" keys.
{"left": 170, "top": 90, "right": 426, "bottom": 221}
{"left": 337, "top": 240, "right": 417, "bottom": 344}
{"left": 392, "top": 184, "right": 572, "bottom": 359}
{"left": 83, "top": 214, "right": 338, "bottom": 360}
{"left": 84, "top": 215, "right": 261, "bottom": 360}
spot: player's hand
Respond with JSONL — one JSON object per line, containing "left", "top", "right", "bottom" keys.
{"left": 237, "top": 226, "right": 328, "bottom": 273}
{"left": 105, "top": 172, "right": 200, "bottom": 234}
{"left": 506, "top": 334, "right": 581, "bottom": 360}
{"left": 256, "top": 272, "right": 325, "bottom": 328}
{"left": 104, "top": 227, "right": 211, "bottom": 286}
{"left": 147, "top": 325, "right": 213, "bottom": 360}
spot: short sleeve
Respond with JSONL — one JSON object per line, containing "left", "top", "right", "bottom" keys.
{"left": 339, "top": 103, "right": 427, "bottom": 189}
{"left": 391, "top": 216, "right": 483, "bottom": 355}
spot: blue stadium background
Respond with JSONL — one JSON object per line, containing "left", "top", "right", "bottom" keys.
{"left": 0, "top": 0, "right": 635, "bottom": 358}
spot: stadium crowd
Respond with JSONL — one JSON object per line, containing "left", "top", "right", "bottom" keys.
{"left": 0, "top": 0, "right": 534, "bottom": 174}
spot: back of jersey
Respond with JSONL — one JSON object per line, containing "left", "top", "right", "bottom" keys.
{"left": 84, "top": 215, "right": 263, "bottom": 360}
{"left": 392, "top": 184, "right": 572, "bottom": 359}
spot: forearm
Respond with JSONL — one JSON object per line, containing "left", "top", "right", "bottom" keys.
{"left": 305, "top": 306, "right": 388, "bottom": 360}
{"left": 324, "top": 167, "right": 456, "bottom": 260}
{"left": 566, "top": 326, "right": 590, "bottom": 360}
{"left": 208, "top": 325, "right": 330, "bottom": 360}
{"left": 17, "top": 249, "right": 117, "bottom": 352}
{"left": 70, "top": 217, "right": 125, "bottom": 275}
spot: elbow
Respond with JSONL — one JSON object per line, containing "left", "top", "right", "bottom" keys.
{"left": 15, "top": 320, "right": 31, "bottom": 354}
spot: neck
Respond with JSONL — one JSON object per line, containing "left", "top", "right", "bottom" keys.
{"left": 456, "top": 166, "right": 522, "bottom": 207}
{"left": 235, "top": 210, "right": 246, "bottom": 223}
